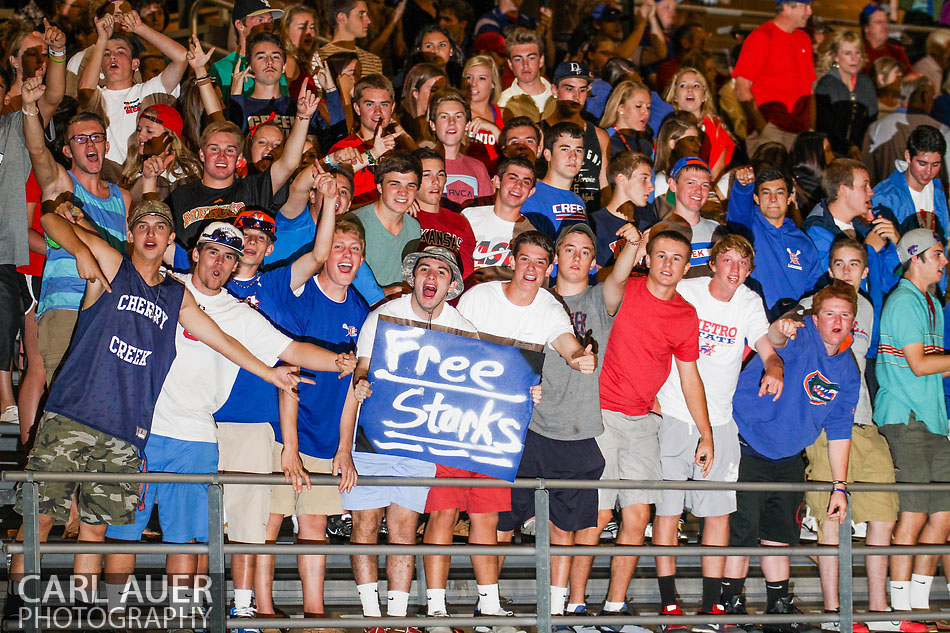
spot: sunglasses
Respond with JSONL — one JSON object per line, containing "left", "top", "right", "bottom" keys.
{"left": 205, "top": 228, "right": 244, "bottom": 250}
{"left": 70, "top": 133, "right": 106, "bottom": 145}
{"left": 236, "top": 215, "right": 277, "bottom": 235}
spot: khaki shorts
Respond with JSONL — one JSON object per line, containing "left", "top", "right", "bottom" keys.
{"left": 597, "top": 410, "right": 662, "bottom": 509}
{"left": 270, "top": 443, "right": 343, "bottom": 517}
{"left": 879, "top": 415, "right": 950, "bottom": 514}
{"left": 218, "top": 422, "right": 275, "bottom": 544}
{"left": 16, "top": 412, "right": 142, "bottom": 525}
{"left": 37, "top": 309, "right": 78, "bottom": 386}
{"left": 805, "top": 426, "right": 899, "bottom": 533}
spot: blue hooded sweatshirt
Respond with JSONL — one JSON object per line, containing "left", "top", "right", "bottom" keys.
{"left": 802, "top": 201, "right": 901, "bottom": 357}
{"left": 734, "top": 318, "right": 858, "bottom": 461}
{"left": 726, "top": 180, "right": 823, "bottom": 319}
{"left": 872, "top": 165, "right": 949, "bottom": 292}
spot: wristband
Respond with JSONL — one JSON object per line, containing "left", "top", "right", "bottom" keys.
{"left": 22, "top": 107, "right": 39, "bottom": 117}
{"left": 833, "top": 488, "right": 850, "bottom": 496}
{"left": 324, "top": 155, "right": 339, "bottom": 169}
{"left": 48, "top": 48, "right": 66, "bottom": 57}
{"left": 832, "top": 480, "right": 847, "bottom": 486}
{"left": 47, "top": 54, "right": 65, "bottom": 63}
{"left": 296, "top": 114, "right": 312, "bottom": 121}
{"left": 365, "top": 149, "right": 377, "bottom": 165}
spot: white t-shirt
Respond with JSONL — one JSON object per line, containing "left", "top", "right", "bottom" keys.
{"left": 356, "top": 294, "right": 478, "bottom": 359}
{"left": 150, "top": 274, "right": 292, "bottom": 443}
{"left": 463, "top": 205, "right": 518, "bottom": 269}
{"left": 100, "top": 74, "right": 180, "bottom": 164}
{"left": 656, "top": 278, "right": 769, "bottom": 426}
{"left": 908, "top": 180, "right": 935, "bottom": 219}
{"left": 457, "top": 282, "right": 573, "bottom": 350}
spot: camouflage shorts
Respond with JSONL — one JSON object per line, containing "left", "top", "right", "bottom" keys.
{"left": 15, "top": 412, "right": 142, "bottom": 526}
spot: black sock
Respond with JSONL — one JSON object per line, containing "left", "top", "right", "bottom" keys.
{"left": 658, "top": 575, "right": 677, "bottom": 607}
{"left": 720, "top": 577, "right": 745, "bottom": 603}
{"left": 766, "top": 580, "right": 790, "bottom": 606}
{"left": 702, "top": 577, "right": 722, "bottom": 613}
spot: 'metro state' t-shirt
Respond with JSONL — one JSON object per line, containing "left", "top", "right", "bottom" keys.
{"left": 165, "top": 169, "right": 274, "bottom": 248}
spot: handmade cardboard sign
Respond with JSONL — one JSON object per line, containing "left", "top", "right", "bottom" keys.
{"left": 357, "top": 319, "right": 543, "bottom": 481}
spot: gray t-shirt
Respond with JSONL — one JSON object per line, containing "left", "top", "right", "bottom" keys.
{"left": 528, "top": 284, "right": 613, "bottom": 440}
{"left": 0, "top": 111, "right": 32, "bottom": 267}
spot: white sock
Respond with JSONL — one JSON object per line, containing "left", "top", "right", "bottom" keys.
{"left": 890, "top": 581, "right": 911, "bottom": 611}
{"left": 388, "top": 590, "right": 410, "bottom": 617}
{"left": 102, "top": 583, "right": 127, "bottom": 612}
{"left": 233, "top": 589, "right": 254, "bottom": 610}
{"left": 427, "top": 588, "right": 447, "bottom": 615}
{"left": 550, "top": 586, "right": 568, "bottom": 615}
{"left": 604, "top": 601, "right": 626, "bottom": 612}
{"left": 357, "top": 582, "right": 382, "bottom": 617}
{"left": 477, "top": 584, "right": 501, "bottom": 614}
{"left": 566, "top": 603, "right": 585, "bottom": 614}
{"left": 910, "top": 574, "right": 933, "bottom": 610}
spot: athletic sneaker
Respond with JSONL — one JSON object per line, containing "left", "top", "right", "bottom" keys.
{"left": 662, "top": 605, "right": 689, "bottom": 632}
{"left": 426, "top": 610, "right": 458, "bottom": 633}
{"left": 818, "top": 610, "right": 869, "bottom": 633}
{"left": 723, "top": 595, "right": 763, "bottom": 633}
{"left": 763, "top": 596, "right": 820, "bottom": 633}
{"left": 599, "top": 604, "right": 652, "bottom": 633}
{"left": 0, "top": 405, "right": 18, "bottom": 424}
{"left": 601, "top": 519, "right": 618, "bottom": 540}
{"left": 230, "top": 605, "right": 261, "bottom": 633}
{"left": 327, "top": 514, "right": 353, "bottom": 539}
{"left": 473, "top": 608, "right": 528, "bottom": 633}
{"left": 693, "top": 604, "right": 744, "bottom": 633}
{"left": 521, "top": 517, "right": 536, "bottom": 536}
{"left": 865, "top": 618, "right": 929, "bottom": 633}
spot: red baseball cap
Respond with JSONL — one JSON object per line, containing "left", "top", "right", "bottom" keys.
{"left": 140, "top": 104, "right": 183, "bottom": 137}
{"left": 473, "top": 32, "right": 506, "bottom": 57}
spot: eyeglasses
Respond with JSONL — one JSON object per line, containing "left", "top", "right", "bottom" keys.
{"left": 235, "top": 214, "right": 277, "bottom": 235}
{"left": 70, "top": 133, "right": 106, "bottom": 145}
{"left": 205, "top": 228, "right": 244, "bottom": 250}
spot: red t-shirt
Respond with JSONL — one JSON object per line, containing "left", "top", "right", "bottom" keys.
{"left": 417, "top": 207, "right": 477, "bottom": 279}
{"left": 327, "top": 134, "right": 379, "bottom": 208}
{"left": 701, "top": 116, "right": 736, "bottom": 171}
{"left": 599, "top": 276, "right": 700, "bottom": 416}
{"left": 732, "top": 21, "right": 816, "bottom": 134}
{"left": 17, "top": 170, "right": 45, "bottom": 277}
{"left": 863, "top": 40, "right": 913, "bottom": 74}
{"left": 444, "top": 154, "right": 493, "bottom": 205}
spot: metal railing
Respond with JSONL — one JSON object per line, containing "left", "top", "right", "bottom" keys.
{"left": 8, "top": 472, "right": 950, "bottom": 633}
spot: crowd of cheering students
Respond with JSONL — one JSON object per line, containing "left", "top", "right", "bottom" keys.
{"left": 7, "top": 0, "right": 950, "bottom": 631}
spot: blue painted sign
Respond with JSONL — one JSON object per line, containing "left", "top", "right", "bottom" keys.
{"left": 357, "top": 320, "right": 543, "bottom": 481}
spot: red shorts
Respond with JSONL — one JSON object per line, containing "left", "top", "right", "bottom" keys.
{"left": 424, "top": 465, "right": 511, "bottom": 514}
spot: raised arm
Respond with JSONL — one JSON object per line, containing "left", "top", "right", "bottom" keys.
{"left": 119, "top": 11, "right": 188, "bottom": 93}
{"left": 40, "top": 202, "right": 118, "bottom": 301}
{"left": 178, "top": 291, "right": 311, "bottom": 398}
{"left": 21, "top": 79, "right": 71, "bottom": 199}
{"left": 78, "top": 14, "right": 113, "bottom": 108}
{"left": 39, "top": 19, "right": 67, "bottom": 122}
{"left": 271, "top": 84, "right": 319, "bottom": 191}
{"left": 187, "top": 34, "right": 224, "bottom": 121}
{"left": 290, "top": 166, "right": 338, "bottom": 289}
{"left": 603, "top": 222, "right": 645, "bottom": 315}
